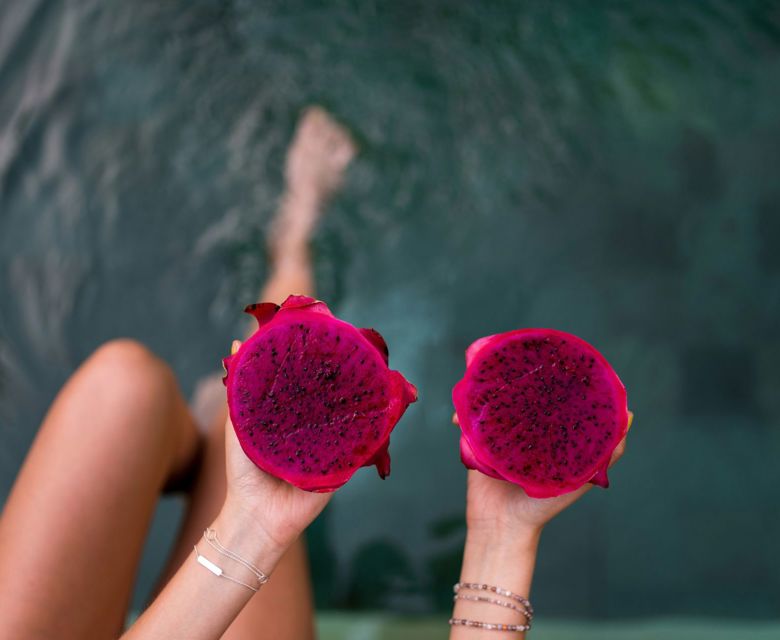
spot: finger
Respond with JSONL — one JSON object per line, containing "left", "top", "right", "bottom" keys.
{"left": 608, "top": 419, "right": 631, "bottom": 469}
{"left": 224, "top": 340, "right": 242, "bottom": 450}
{"left": 583, "top": 433, "right": 628, "bottom": 490}
{"left": 550, "top": 480, "right": 595, "bottom": 511}
{"left": 224, "top": 412, "right": 237, "bottom": 458}
{"left": 604, "top": 412, "right": 632, "bottom": 469}
{"left": 544, "top": 433, "right": 628, "bottom": 499}
{"left": 607, "top": 437, "right": 627, "bottom": 468}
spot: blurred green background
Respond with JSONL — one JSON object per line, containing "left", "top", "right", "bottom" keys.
{"left": 1, "top": 0, "right": 779, "bottom": 634}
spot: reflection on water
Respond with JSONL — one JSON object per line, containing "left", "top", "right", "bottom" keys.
{"left": 1, "top": 0, "right": 779, "bottom": 618}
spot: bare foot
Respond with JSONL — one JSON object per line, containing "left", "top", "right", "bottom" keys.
{"left": 285, "top": 106, "right": 357, "bottom": 200}
{"left": 268, "top": 107, "right": 356, "bottom": 263}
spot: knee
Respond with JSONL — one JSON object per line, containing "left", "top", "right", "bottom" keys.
{"left": 81, "top": 339, "right": 177, "bottom": 406}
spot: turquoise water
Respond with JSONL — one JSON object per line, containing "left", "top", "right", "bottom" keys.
{"left": 2, "top": 0, "right": 779, "bottom": 622}
{"left": 316, "top": 615, "right": 780, "bottom": 640}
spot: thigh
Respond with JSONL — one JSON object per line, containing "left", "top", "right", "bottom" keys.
{"left": 0, "top": 340, "right": 200, "bottom": 640}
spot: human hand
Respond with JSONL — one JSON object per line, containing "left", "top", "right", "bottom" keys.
{"left": 223, "top": 340, "right": 332, "bottom": 554}
{"left": 450, "top": 416, "right": 628, "bottom": 639}
{"left": 459, "top": 414, "right": 629, "bottom": 540}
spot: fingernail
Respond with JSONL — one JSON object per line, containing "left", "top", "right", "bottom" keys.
{"left": 231, "top": 340, "right": 240, "bottom": 355}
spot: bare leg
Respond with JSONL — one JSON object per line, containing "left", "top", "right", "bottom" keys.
{"left": 0, "top": 340, "right": 201, "bottom": 640}
{"left": 157, "top": 106, "right": 356, "bottom": 640}
{"left": 263, "top": 106, "right": 356, "bottom": 303}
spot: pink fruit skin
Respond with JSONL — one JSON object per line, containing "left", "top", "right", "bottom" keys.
{"left": 223, "top": 295, "right": 417, "bottom": 492}
{"left": 452, "top": 329, "right": 630, "bottom": 499}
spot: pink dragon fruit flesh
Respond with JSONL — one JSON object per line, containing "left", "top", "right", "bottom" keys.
{"left": 452, "top": 329, "right": 630, "bottom": 498}
{"left": 223, "top": 295, "right": 417, "bottom": 492}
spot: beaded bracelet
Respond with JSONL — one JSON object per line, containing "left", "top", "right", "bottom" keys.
{"left": 449, "top": 617, "right": 531, "bottom": 633}
{"left": 455, "top": 582, "right": 534, "bottom": 614}
{"left": 454, "top": 593, "right": 532, "bottom": 619}
{"left": 450, "top": 582, "right": 534, "bottom": 633}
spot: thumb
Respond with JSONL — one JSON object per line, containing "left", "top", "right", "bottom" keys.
{"left": 224, "top": 339, "right": 242, "bottom": 454}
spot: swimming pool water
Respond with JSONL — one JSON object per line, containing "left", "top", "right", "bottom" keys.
{"left": 1, "top": 0, "right": 779, "bottom": 619}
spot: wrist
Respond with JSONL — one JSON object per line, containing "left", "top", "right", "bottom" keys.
{"left": 466, "top": 521, "right": 542, "bottom": 551}
{"left": 459, "top": 525, "right": 541, "bottom": 600}
{"left": 211, "top": 500, "right": 289, "bottom": 575}
{"left": 464, "top": 526, "right": 541, "bottom": 568}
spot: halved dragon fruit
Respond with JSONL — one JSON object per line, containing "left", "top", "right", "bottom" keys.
{"left": 452, "top": 329, "right": 630, "bottom": 498}
{"left": 223, "top": 295, "right": 417, "bottom": 492}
